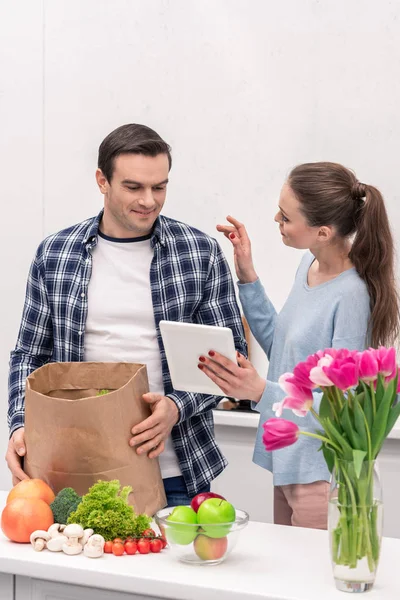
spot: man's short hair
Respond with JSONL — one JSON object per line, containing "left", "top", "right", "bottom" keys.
{"left": 98, "top": 123, "right": 172, "bottom": 181}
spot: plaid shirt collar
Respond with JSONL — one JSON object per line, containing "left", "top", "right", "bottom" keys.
{"left": 83, "top": 210, "right": 167, "bottom": 248}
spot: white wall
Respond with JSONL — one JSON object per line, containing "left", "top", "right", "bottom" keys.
{"left": 2, "top": 0, "right": 400, "bottom": 490}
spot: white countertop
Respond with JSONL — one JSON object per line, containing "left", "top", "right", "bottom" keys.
{"left": 0, "top": 492, "right": 399, "bottom": 600}
{"left": 213, "top": 409, "right": 400, "bottom": 439}
{"left": 213, "top": 408, "right": 259, "bottom": 428}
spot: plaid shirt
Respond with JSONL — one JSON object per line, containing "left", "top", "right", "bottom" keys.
{"left": 9, "top": 211, "right": 247, "bottom": 496}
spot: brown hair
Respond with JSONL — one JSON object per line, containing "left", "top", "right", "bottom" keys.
{"left": 288, "top": 162, "right": 399, "bottom": 347}
{"left": 98, "top": 123, "right": 172, "bottom": 182}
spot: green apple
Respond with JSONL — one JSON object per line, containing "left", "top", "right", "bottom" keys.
{"left": 194, "top": 534, "right": 228, "bottom": 561}
{"left": 196, "top": 498, "right": 236, "bottom": 538}
{"left": 166, "top": 505, "right": 198, "bottom": 545}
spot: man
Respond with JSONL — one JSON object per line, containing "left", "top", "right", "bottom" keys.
{"left": 7, "top": 123, "right": 247, "bottom": 506}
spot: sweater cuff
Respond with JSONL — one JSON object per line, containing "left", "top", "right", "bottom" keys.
{"left": 237, "top": 278, "right": 263, "bottom": 300}
{"left": 251, "top": 380, "right": 285, "bottom": 415}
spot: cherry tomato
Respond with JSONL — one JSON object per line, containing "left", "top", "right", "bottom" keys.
{"left": 150, "top": 538, "right": 163, "bottom": 553}
{"left": 112, "top": 542, "right": 125, "bottom": 556}
{"left": 124, "top": 540, "right": 138, "bottom": 555}
{"left": 113, "top": 538, "right": 124, "bottom": 544}
{"left": 137, "top": 538, "right": 151, "bottom": 554}
{"left": 104, "top": 541, "right": 113, "bottom": 553}
{"left": 142, "top": 528, "right": 156, "bottom": 538}
{"left": 157, "top": 536, "right": 167, "bottom": 549}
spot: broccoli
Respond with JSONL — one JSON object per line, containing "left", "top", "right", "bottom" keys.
{"left": 50, "top": 487, "right": 82, "bottom": 524}
{"left": 66, "top": 497, "right": 82, "bottom": 520}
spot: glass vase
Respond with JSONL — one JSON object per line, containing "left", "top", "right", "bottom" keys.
{"left": 328, "top": 459, "right": 383, "bottom": 593}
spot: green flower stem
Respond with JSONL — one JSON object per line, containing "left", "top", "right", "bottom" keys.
{"left": 310, "top": 407, "right": 322, "bottom": 424}
{"left": 361, "top": 409, "right": 372, "bottom": 462}
{"left": 356, "top": 514, "right": 363, "bottom": 559}
{"left": 339, "top": 465, "right": 359, "bottom": 567}
{"left": 361, "top": 505, "right": 375, "bottom": 572}
{"left": 370, "top": 504, "right": 380, "bottom": 562}
{"left": 332, "top": 460, "right": 380, "bottom": 575}
{"left": 299, "top": 431, "right": 342, "bottom": 454}
{"left": 332, "top": 528, "right": 341, "bottom": 563}
{"left": 323, "top": 388, "right": 340, "bottom": 423}
{"left": 364, "top": 415, "right": 374, "bottom": 506}
{"left": 338, "top": 507, "right": 350, "bottom": 565}
{"left": 334, "top": 387, "right": 344, "bottom": 411}
{"left": 369, "top": 382, "right": 376, "bottom": 419}
{"left": 347, "top": 389, "right": 354, "bottom": 409}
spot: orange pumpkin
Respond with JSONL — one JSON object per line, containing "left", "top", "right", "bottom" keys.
{"left": 7, "top": 479, "right": 55, "bottom": 505}
{"left": 1, "top": 497, "right": 54, "bottom": 543}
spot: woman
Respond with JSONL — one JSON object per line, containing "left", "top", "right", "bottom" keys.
{"left": 198, "top": 162, "right": 399, "bottom": 529}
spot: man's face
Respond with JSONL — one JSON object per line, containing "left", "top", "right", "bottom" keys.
{"left": 96, "top": 153, "right": 169, "bottom": 237}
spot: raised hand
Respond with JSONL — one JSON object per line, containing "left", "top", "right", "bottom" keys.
{"left": 216, "top": 216, "right": 258, "bottom": 284}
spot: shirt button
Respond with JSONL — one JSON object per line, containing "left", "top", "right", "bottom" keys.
{"left": 81, "top": 292, "right": 85, "bottom": 298}
{"left": 78, "top": 331, "right": 83, "bottom": 336}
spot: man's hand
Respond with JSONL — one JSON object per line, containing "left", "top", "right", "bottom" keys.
{"left": 130, "top": 394, "right": 179, "bottom": 458}
{"left": 5, "top": 428, "right": 29, "bottom": 486}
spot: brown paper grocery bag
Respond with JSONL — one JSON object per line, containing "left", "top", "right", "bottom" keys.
{"left": 24, "top": 362, "right": 167, "bottom": 516}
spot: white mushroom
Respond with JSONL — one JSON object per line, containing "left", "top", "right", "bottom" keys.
{"left": 62, "top": 524, "right": 84, "bottom": 555}
{"left": 47, "top": 535, "right": 68, "bottom": 552}
{"left": 83, "top": 534, "right": 105, "bottom": 558}
{"left": 63, "top": 524, "right": 84, "bottom": 543}
{"left": 80, "top": 528, "right": 94, "bottom": 547}
{"left": 62, "top": 540, "right": 83, "bottom": 555}
{"left": 30, "top": 530, "right": 51, "bottom": 552}
{"left": 48, "top": 523, "right": 66, "bottom": 538}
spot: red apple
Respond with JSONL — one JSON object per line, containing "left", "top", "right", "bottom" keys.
{"left": 190, "top": 492, "right": 226, "bottom": 513}
{"left": 194, "top": 534, "right": 228, "bottom": 561}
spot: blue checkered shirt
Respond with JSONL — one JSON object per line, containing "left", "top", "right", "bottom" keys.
{"left": 9, "top": 211, "right": 247, "bottom": 496}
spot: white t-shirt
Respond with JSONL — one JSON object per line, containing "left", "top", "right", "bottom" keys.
{"left": 84, "top": 231, "right": 181, "bottom": 479}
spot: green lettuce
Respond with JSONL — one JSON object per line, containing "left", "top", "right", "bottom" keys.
{"left": 67, "top": 480, "right": 151, "bottom": 540}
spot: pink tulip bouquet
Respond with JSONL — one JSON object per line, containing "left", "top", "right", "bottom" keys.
{"left": 263, "top": 347, "right": 400, "bottom": 577}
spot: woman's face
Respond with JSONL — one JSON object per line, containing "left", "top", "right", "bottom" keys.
{"left": 274, "top": 183, "right": 321, "bottom": 249}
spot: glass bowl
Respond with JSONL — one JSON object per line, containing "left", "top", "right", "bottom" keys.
{"left": 154, "top": 506, "right": 249, "bottom": 565}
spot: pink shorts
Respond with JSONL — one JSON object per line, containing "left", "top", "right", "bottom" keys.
{"left": 274, "top": 481, "right": 330, "bottom": 529}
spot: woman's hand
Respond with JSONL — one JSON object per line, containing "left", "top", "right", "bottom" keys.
{"left": 216, "top": 216, "right": 258, "bottom": 284}
{"left": 198, "top": 351, "right": 266, "bottom": 402}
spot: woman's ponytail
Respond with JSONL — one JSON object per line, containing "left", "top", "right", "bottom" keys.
{"left": 349, "top": 184, "right": 399, "bottom": 347}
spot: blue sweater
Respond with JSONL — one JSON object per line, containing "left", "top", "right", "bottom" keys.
{"left": 238, "top": 251, "right": 370, "bottom": 486}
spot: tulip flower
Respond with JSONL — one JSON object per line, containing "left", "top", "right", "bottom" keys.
{"left": 385, "top": 366, "right": 400, "bottom": 389}
{"left": 358, "top": 350, "right": 379, "bottom": 383}
{"left": 272, "top": 400, "right": 285, "bottom": 417}
{"left": 276, "top": 374, "right": 314, "bottom": 417}
{"left": 286, "top": 354, "right": 320, "bottom": 389}
{"left": 279, "top": 373, "right": 311, "bottom": 398}
{"left": 374, "top": 347, "right": 397, "bottom": 378}
{"left": 323, "top": 357, "right": 359, "bottom": 391}
{"left": 322, "top": 348, "right": 338, "bottom": 360}
{"left": 262, "top": 418, "right": 299, "bottom": 451}
{"left": 273, "top": 396, "right": 314, "bottom": 418}
{"left": 309, "top": 355, "right": 334, "bottom": 387}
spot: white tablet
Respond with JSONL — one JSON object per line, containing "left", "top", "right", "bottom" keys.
{"left": 159, "top": 320, "right": 237, "bottom": 395}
